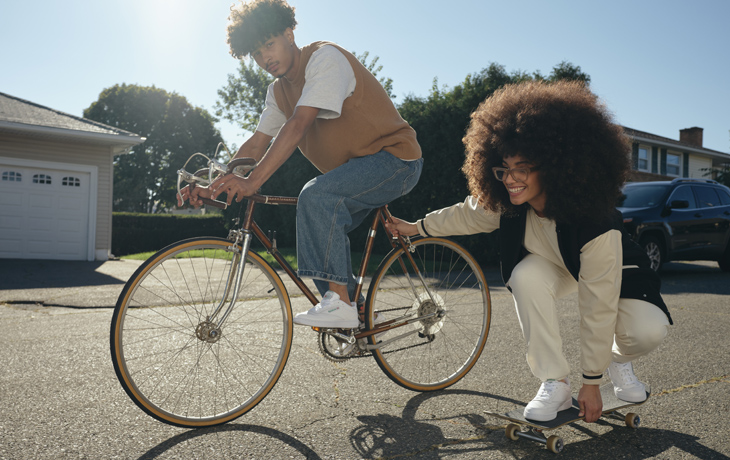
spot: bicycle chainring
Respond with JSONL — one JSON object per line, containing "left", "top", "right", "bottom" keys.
{"left": 318, "top": 330, "right": 363, "bottom": 362}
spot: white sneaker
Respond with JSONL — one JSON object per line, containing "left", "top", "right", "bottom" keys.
{"left": 524, "top": 379, "right": 572, "bottom": 421}
{"left": 608, "top": 361, "right": 647, "bottom": 402}
{"left": 293, "top": 291, "right": 359, "bottom": 328}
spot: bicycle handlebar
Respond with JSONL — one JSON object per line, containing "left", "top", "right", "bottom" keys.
{"left": 199, "top": 196, "right": 228, "bottom": 209}
{"left": 178, "top": 150, "right": 294, "bottom": 210}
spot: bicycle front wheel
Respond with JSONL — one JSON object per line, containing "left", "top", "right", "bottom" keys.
{"left": 110, "top": 237, "right": 293, "bottom": 428}
{"left": 365, "top": 237, "right": 491, "bottom": 391}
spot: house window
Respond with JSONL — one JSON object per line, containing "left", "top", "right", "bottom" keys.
{"left": 33, "top": 174, "right": 52, "bottom": 184}
{"left": 62, "top": 176, "right": 81, "bottom": 187}
{"left": 666, "top": 153, "right": 681, "bottom": 176}
{"left": 2, "top": 171, "right": 22, "bottom": 182}
{"left": 638, "top": 147, "right": 649, "bottom": 171}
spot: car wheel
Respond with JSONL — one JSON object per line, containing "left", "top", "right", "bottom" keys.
{"left": 641, "top": 236, "right": 664, "bottom": 272}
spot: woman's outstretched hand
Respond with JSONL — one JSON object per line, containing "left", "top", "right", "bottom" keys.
{"left": 385, "top": 216, "right": 419, "bottom": 238}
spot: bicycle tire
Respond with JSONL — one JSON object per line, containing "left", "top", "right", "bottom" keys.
{"left": 110, "top": 237, "right": 293, "bottom": 428}
{"left": 365, "top": 237, "right": 491, "bottom": 391}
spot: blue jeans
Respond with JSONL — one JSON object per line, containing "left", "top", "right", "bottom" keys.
{"left": 296, "top": 150, "right": 423, "bottom": 299}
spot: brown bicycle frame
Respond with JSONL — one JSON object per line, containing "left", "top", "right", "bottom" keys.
{"left": 238, "top": 193, "right": 426, "bottom": 341}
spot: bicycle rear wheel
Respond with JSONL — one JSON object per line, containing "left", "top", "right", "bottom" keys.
{"left": 110, "top": 237, "right": 292, "bottom": 428}
{"left": 365, "top": 237, "right": 490, "bottom": 391}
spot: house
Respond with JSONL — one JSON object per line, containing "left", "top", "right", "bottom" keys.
{"left": 0, "top": 92, "right": 144, "bottom": 261}
{"left": 624, "top": 126, "right": 730, "bottom": 182}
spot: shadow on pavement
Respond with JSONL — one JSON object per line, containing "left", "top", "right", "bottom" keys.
{"left": 137, "top": 423, "right": 322, "bottom": 460}
{"left": 0, "top": 259, "right": 128, "bottom": 290}
{"left": 348, "top": 389, "right": 728, "bottom": 459}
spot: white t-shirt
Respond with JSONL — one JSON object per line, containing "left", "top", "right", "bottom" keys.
{"left": 256, "top": 45, "right": 356, "bottom": 137}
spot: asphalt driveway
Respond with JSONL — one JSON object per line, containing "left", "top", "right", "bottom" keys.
{"left": 0, "top": 258, "right": 728, "bottom": 459}
{"left": 0, "top": 258, "right": 142, "bottom": 308}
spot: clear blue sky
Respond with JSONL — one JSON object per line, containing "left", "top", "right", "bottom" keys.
{"left": 2, "top": 0, "right": 728, "bottom": 153}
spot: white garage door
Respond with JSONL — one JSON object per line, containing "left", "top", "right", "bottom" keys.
{"left": 0, "top": 162, "right": 91, "bottom": 260}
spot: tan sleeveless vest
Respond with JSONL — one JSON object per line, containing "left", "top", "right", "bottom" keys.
{"left": 272, "top": 41, "right": 421, "bottom": 173}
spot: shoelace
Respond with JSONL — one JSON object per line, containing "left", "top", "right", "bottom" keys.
{"left": 536, "top": 381, "right": 561, "bottom": 399}
{"left": 615, "top": 363, "right": 639, "bottom": 385}
{"left": 312, "top": 294, "right": 338, "bottom": 312}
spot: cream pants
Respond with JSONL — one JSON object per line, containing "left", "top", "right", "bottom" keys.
{"left": 508, "top": 253, "right": 670, "bottom": 382}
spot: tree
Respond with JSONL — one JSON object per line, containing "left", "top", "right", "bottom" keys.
{"left": 352, "top": 51, "right": 395, "bottom": 98}
{"left": 703, "top": 164, "right": 730, "bottom": 187}
{"left": 84, "top": 84, "right": 223, "bottom": 212}
{"left": 216, "top": 59, "right": 274, "bottom": 135}
{"left": 546, "top": 61, "right": 591, "bottom": 84}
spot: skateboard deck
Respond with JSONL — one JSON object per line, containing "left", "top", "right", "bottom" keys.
{"left": 484, "top": 382, "right": 650, "bottom": 453}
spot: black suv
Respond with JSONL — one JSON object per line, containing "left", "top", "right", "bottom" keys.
{"left": 617, "top": 178, "right": 730, "bottom": 272}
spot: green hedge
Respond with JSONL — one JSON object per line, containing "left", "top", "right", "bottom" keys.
{"left": 112, "top": 213, "right": 229, "bottom": 256}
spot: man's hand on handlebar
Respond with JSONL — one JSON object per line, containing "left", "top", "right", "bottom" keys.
{"left": 209, "top": 173, "right": 259, "bottom": 206}
{"left": 177, "top": 183, "right": 214, "bottom": 208}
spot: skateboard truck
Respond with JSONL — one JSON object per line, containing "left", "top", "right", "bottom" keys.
{"left": 506, "top": 424, "right": 564, "bottom": 453}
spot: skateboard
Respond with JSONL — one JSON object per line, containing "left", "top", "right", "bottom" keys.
{"left": 484, "top": 382, "right": 650, "bottom": 453}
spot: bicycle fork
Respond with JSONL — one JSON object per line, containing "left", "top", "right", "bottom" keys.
{"left": 196, "top": 227, "right": 254, "bottom": 342}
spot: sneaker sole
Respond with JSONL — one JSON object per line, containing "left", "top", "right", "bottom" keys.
{"left": 293, "top": 317, "right": 359, "bottom": 328}
{"left": 523, "top": 398, "right": 573, "bottom": 422}
{"left": 614, "top": 389, "right": 648, "bottom": 403}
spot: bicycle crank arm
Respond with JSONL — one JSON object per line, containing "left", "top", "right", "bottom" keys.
{"left": 320, "top": 329, "right": 356, "bottom": 345}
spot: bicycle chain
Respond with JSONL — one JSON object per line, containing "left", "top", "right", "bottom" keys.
{"left": 317, "top": 322, "right": 435, "bottom": 363}
{"left": 316, "top": 305, "right": 412, "bottom": 362}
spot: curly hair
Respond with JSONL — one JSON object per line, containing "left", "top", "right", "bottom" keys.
{"left": 227, "top": 0, "right": 297, "bottom": 58}
{"left": 461, "top": 80, "right": 630, "bottom": 225}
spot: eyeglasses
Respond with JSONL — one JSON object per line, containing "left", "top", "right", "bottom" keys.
{"left": 492, "top": 166, "right": 539, "bottom": 182}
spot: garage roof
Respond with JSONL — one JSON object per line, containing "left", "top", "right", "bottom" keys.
{"left": 0, "top": 92, "right": 144, "bottom": 150}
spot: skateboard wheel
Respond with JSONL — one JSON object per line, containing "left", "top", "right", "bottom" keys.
{"left": 625, "top": 412, "right": 641, "bottom": 429}
{"left": 546, "top": 435, "right": 564, "bottom": 453}
{"left": 505, "top": 423, "right": 520, "bottom": 441}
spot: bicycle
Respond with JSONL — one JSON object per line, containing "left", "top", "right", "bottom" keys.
{"left": 110, "top": 149, "right": 492, "bottom": 428}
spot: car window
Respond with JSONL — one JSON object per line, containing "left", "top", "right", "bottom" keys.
{"left": 619, "top": 184, "right": 669, "bottom": 208}
{"left": 693, "top": 186, "right": 722, "bottom": 208}
{"left": 666, "top": 185, "right": 696, "bottom": 209}
{"left": 717, "top": 188, "right": 730, "bottom": 206}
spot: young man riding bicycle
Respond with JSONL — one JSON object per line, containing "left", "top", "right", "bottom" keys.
{"left": 178, "top": 0, "right": 422, "bottom": 328}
